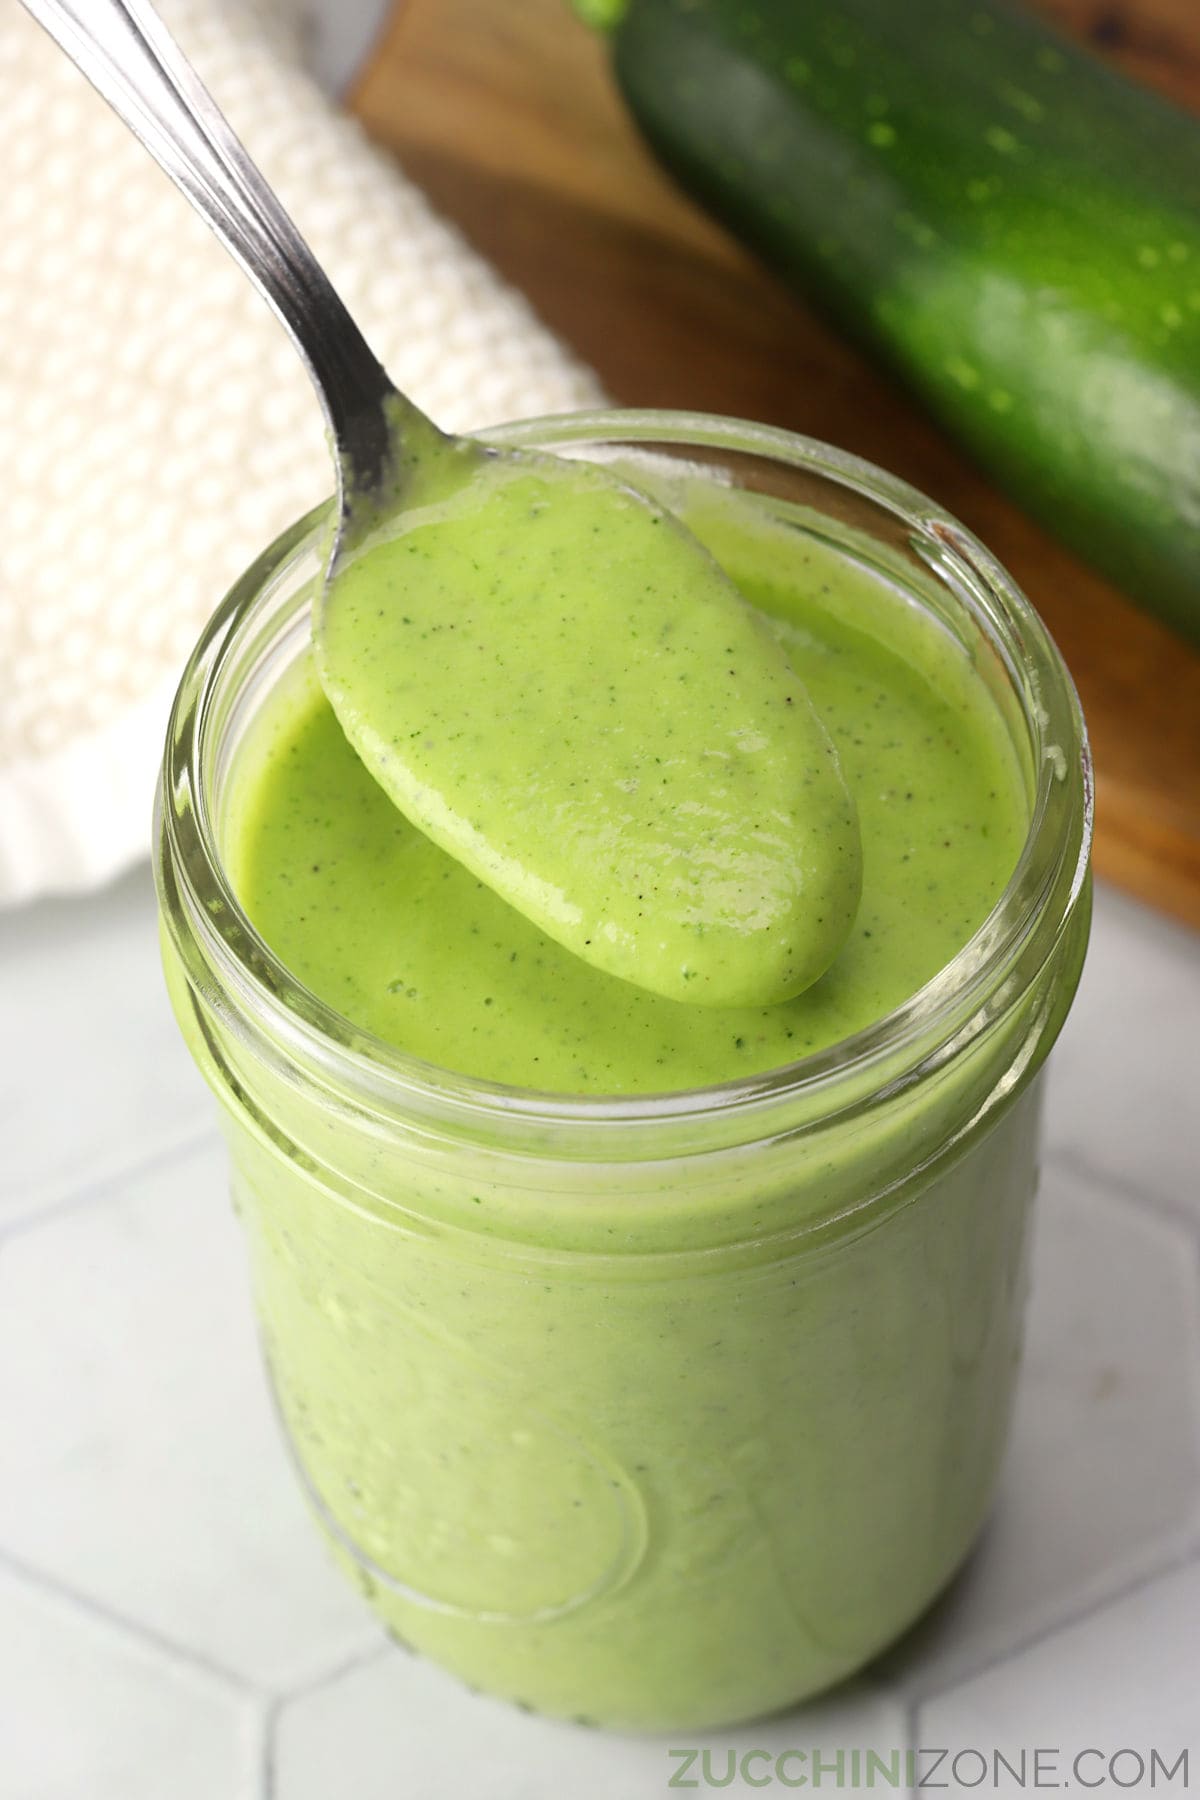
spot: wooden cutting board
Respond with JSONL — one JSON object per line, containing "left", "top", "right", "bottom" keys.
{"left": 351, "top": 0, "right": 1200, "bottom": 930}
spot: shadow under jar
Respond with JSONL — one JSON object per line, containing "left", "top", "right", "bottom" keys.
{"left": 155, "top": 410, "right": 1092, "bottom": 1731}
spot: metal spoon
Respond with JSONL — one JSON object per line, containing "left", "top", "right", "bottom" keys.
{"left": 21, "top": 0, "right": 864, "bottom": 1006}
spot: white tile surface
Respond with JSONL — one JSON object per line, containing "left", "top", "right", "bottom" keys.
{"left": 0, "top": 1562, "right": 258, "bottom": 1800}
{"left": 0, "top": 1137, "right": 382, "bottom": 1690}
{"left": 919, "top": 1558, "right": 1200, "bottom": 1788}
{"left": 1044, "top": 885, "right": 1200, "bottom": 1223}
{"left": 275, "top": 1654, "right": 906, "bottom": 1800}
{"left": 880, "top": 1162, "right": 1200, "bottom": 1697}
{"left": 0, "top": 866, "right": 211, "bottom": 1230}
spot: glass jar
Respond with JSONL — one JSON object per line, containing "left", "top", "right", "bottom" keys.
{"left": 155, "top": 411, "right": 1092, "bottom": 1731}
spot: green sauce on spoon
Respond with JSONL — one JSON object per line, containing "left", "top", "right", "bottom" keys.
{"left": 315, "top": 447, "right": 862, "bottom": 1007}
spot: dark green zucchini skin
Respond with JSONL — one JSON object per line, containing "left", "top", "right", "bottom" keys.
{"left": 606, "top": 0, "right": 1200, "bottom": 643}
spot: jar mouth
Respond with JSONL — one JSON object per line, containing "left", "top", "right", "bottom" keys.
{"left": 156, "top": 408, "right": 1092, "bottom": 1139}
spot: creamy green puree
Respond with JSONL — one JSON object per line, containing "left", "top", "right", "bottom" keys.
{"left": 316, "top": 451, "right": 861, "bottom": 1006}
{"left": 233, "top": 486, "right": 1024, "bottom": 1093}
{"left": 209, "top": 475, "right": 1042, "bottom": 1731}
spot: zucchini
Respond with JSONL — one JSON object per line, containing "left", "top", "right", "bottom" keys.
{"left": 585, "top": 0, "right": 1200, "bottom": 645}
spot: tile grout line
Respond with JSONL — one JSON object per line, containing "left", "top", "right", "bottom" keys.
{"left": 265, "top": 1637, "right": 396, "bottom": 1796}
{"left": 1048, "top": 1142, "right": 1200, "bottom": 1470}
{"left": 0, "top": 1536, "right": 398, "bottom": 1762}
{"left": 278, "top": 1633, "right": 395, "bottom": 1710}
{"left": 1046, "top": 1144, "right": 1200, "bottom": 1246}
{"left": 903, "top": 1527, "right": 1200, "bottom": 1717}
{"left": 0, "top": 1532, "right": 400, "bottom": 1694}
{"left": 0, "top": 1122, "right": 221, "bottom": 1246}
{"left": 259, "top": 1695, "right": 281, "bottom": 1800}
{"left": 0, "top": 1541, "right": 254, "bottom": 1700}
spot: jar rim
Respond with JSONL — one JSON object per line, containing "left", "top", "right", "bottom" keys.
{"left": 155, "top": 408, "right": 1092, "bottom": 1148}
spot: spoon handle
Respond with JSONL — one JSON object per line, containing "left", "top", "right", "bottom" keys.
{"left": 20, "top": 0, "right": 400, "bottom": 489}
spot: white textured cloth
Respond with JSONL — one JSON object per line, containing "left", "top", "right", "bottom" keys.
{"left": 0, "top": 0, "right": 603, "bottom": 904}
